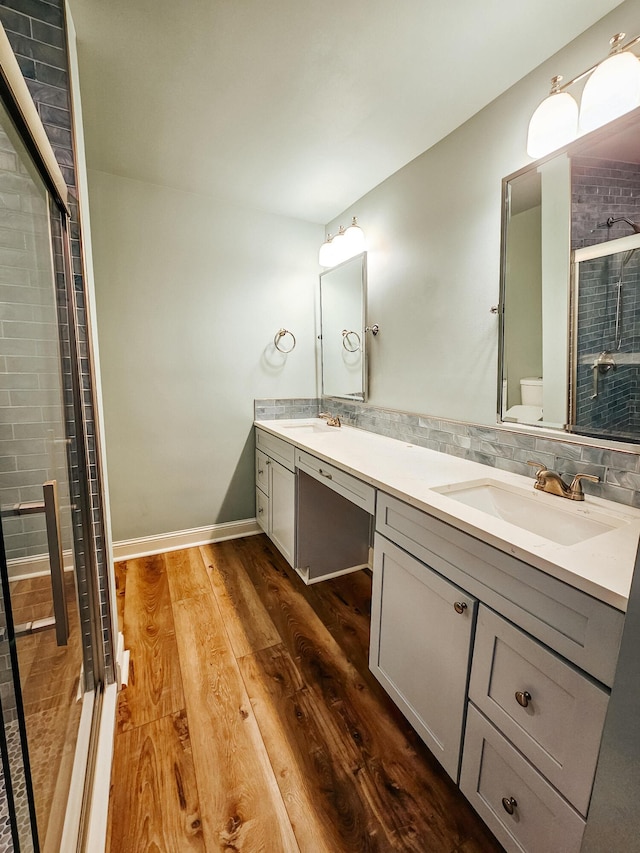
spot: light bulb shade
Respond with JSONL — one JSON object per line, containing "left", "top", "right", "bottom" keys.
{"left": 342, "top": 218, "right": 367, "bottom": 256}
{"left": 318, "top": 237, "right": 334, "bottom": 267}
{"left": 331, "top": 230, "right": 346, "bottom": 265}
{"left": 526, "top": 91, "right": 579, "bottom": 158}
{"left": 579, "top": 50, "right": 640, "bottom": 132}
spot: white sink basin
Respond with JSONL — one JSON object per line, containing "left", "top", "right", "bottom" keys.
{"left": 433, "top": 478, "right": 626, "bottom": 546}
{"left": 276, "top": 419, "right": 339, "bottom": 435}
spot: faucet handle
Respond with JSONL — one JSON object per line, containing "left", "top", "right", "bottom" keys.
{"left": 569, "top": 472, "right": 600, "bottom": 499}
{"left": 527, "top": 460, "right": 548, "bottom": 475}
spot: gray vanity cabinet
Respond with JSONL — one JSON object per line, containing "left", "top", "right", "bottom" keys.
{"left": 369, "top": 534, "right": 477, "bottom": 781}
{"left": 374, "top": 491, "right": 620, "bottom": 853}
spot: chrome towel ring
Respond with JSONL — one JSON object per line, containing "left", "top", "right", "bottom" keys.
{"left": 274, "top": 328, "right": 296, "bottom": 353}
{"left": 342, "top": 329, "right": 361, "bottom": 352}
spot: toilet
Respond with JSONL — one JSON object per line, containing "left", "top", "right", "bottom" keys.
{"left": 504, "top": 377, "right": 543, "bottom": 423}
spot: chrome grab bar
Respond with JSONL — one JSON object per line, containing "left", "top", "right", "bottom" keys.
{"left": 3, "top": 480, "right": 69, "bottom": 646}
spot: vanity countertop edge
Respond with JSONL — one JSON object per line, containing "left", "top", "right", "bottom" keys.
{"left": 255, "top": 419, "right": 640, "bottom": 612}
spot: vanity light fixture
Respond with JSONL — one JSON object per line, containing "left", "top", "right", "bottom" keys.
{"left": 318, "top": 233, "right": 335, "bottom": 267}
{"left": 526, "top": 75, "right": 579, "bottom": 159}
{"left": 526, "top": 32, "right": 640, "bottom": 159}
{"left": 318, "top": 217, "right": 367, "bottom": 268}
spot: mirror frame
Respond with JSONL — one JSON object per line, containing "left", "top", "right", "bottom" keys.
{"left": 497, "top": 106, "right": 640, "bottom": 444}
{"left": 319, "top": 251, "right": 368, "bottom": 401}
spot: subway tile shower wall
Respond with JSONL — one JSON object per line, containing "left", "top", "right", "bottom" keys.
{"left": 0, "top": 2, "right": 113, "bottom": 683}
{"left": 572, "top": 156, "right": 640, "bottom": 250}
{"left": 255, "top": 397, "right": 640, "bottom": 509}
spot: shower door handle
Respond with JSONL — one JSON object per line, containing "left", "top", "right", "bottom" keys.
{"left": 43, "top": 481, "right": 69, "bottom": 647}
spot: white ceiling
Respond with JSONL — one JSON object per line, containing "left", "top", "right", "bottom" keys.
{"left": 69, "top": 0, "right": 624, "bottom": 224}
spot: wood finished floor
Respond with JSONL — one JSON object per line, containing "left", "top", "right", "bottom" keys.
{"left": 12, "top": 572, "right": 83, "bottom": 849}
{"left": 107, "top": 535, "right": 504, "bottom": 853}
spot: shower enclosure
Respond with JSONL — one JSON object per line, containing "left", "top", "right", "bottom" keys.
{"left": 572, "top": 233, "right": 640, "bottom": 440}
{"left": 0, "top": 26, "right": 109, "bottom": 853}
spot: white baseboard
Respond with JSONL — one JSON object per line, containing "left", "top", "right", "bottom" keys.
{"left": 294, "top": 562, "right": 370, "bottom": 585}
{"left": 84, "top": 681, "right": 118, "bottom": 853}
{"left": 7, "top": 550, "right": 74, "bottom": 581}
{"left": 83, "top": 629, "right": 127, "bottom": 853}
{"left": 112, "top": 518, "right": 261, "bottom": 561}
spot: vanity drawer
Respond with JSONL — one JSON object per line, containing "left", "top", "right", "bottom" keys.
{"left": 296, "top": 450, "right": 375, "bottom": 514}
{"left": 376, "top": 492, "right": 623, "bottom": 687}
{"left": 469, "top": 606, "right": 608, "bottom": 815}
{"left": 460, "top": 705, "right": 585, "bottom": 853}
{"left": 255, "top": 428, "right": 295, "bottom": 472}
{"left": 255, "top": 487, "right": 268, "bottom": 532}
{"left": 255, "top": 450, "right": 269, "bottom": 495}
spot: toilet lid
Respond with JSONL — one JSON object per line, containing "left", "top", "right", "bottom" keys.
{"left": 503, "top": 405, "right": 543, "bottom": 423}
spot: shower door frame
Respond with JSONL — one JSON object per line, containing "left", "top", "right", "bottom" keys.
{"left": 0, "top": 21, "right": 109, "bottom": 853}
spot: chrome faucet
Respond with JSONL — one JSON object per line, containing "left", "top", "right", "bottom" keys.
{"left": 527, "top": 461, "right": 599, "bottom": 501}
{"left": 318, "top": 411, "right": 341, "bottom": 427}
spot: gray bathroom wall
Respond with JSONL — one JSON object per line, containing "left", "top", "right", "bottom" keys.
{"left": 327, "top": 0, "right": 640, "bottom": 428}
{"left": 87, "top": 169, "right": 320, "bottom": 541}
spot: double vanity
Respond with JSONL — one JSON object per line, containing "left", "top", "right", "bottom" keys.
{"left": 254, "top": 416, "right": 640, "bottom": 853}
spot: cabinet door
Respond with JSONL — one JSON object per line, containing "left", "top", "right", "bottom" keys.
{"left": 269, "top": 459, "right": 295, "bottom": 566}
{"left": 256, "top": 450, "right": 270, "bottom": 495}
{"left": 469, "top": 606, "right": 608, "bottom": 816}
{"left": 460, "top": 705, "right": 585, "bottom": 853}
{"left": 370, "top": 534, "right": 477, "bottom": 781}
{"left": 256, "top": 487, "right": 269, "bottom": 533}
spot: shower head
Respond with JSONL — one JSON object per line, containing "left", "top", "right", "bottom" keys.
{"left": 595, "top": 216, "right": 640, "bottom": 233}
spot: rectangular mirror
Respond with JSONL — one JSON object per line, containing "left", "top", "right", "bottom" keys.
{"left": 319, "top": 252, "right": 367, "bottom": 400}
{"left": 498, "top": 106, "right": 640, "bottom": 443}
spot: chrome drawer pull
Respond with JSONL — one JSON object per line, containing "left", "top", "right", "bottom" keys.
{"left": 453, "top": 601, "right": 467, "bottom": 614}
{"left": 318, "top": 469, "right": 333, "bottom": 480}
{"left": 502, "top": 796, "right": 518, "bottom": 816}
{"left": 515, "top": 690, "right": 532, "bottom": 708}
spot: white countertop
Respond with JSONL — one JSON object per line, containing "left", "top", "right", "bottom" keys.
{"left": 255, "top": 418, "right": 640, "bottom": 612}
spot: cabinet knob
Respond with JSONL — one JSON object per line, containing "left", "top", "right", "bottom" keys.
{"left": 258, "top": 469, "right": 264, "bottom": 475}
{"left": 258, "top": 507, "right": 264, "bottom": 515}
{"left": 515, "top": 690, "right": 532, "bottom": 708}
{"left": 265, "top": 459, "right": 271, "bottom": 465}
{"left": 453, "top": 601, "right": 467, "bottom": 615}
{"left": 501, "top": 796, "right": 518, "bottom": 816}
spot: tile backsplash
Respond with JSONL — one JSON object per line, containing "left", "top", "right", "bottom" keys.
{"left": 254, "top": 396, "right": 640, "bottom": 509}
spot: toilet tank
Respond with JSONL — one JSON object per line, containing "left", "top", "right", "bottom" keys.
{"left": 520, "top": 377, "right": 543, "bottom": 406}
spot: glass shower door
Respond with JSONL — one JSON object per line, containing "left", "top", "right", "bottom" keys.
{"left": 0, "top": 99, "right": 96, "bottom": 852}
{"left": 572, "top": 233, "right": 640, "bottom": 441}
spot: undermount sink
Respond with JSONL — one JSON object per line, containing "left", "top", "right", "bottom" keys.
{"left": 276, "top": 419, "right": 338, "bottom": 434}
{"left": 433, "top": 478, "right": 626, "bottom": 546}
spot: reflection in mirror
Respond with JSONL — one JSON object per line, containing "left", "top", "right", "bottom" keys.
{"left": 499, "top": 107, "right": 640, "bottom": 443}
{"left": 573, "top": 234, "right": 640, "bottom": 442}
{"left": 320, "top": 253, "right": 367, "bottom": 400}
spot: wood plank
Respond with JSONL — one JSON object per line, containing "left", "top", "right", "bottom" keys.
{"left": 236, "top": 535, "right": 503, "bottom": 852}
{"left": 171, "top": 590, "right": 300, "bottom": 853}
{"left": 119, "top": 554, "right": 184, "bottom": 732}
{"left": 163, "top": 548, "right": 212, "bottom": 602}
{"left": 107, "top": 710, "right": 204, "bottom": 853}
{"left": 238, "top": 644, "right": 390, "bottom": 853}
{"left": 304, "top": 567, "right": 373, "bottom": 675}
{"left": 200, "top": 540, "right": 281, "bottom": 658}
{"left": 114, "top": 559, "right": 127, "bottom": 632}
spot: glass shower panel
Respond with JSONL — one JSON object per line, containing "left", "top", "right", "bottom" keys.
{"left": 573, "top": 237, "right": 640, "bottom": 440}
{"left": 0, "top": 100, "right": 90, "bottom": 852}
